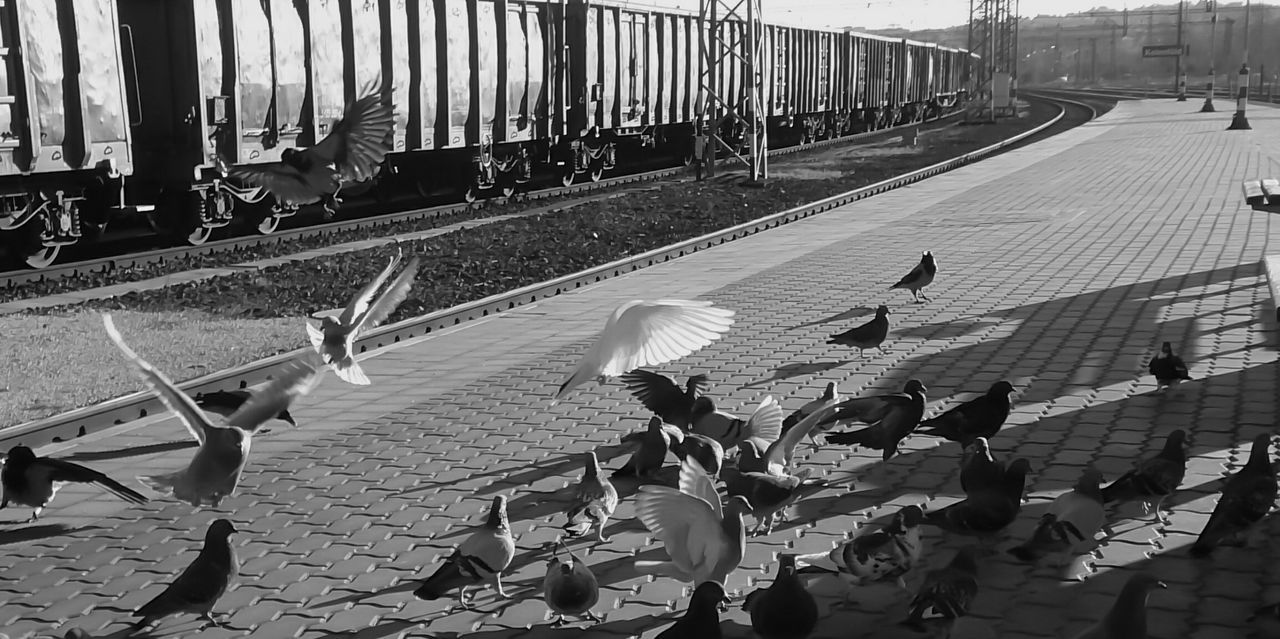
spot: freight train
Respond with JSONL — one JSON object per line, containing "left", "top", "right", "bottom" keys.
{"left": 0, "top": 0, "right": 975, "bottom": 268}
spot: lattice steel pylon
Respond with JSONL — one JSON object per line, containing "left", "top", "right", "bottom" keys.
{"left": 967, "top": 0, "right": 1020, "bottom": 120}
{"left": 697, "top": 0, "right": 767, "bottom": 181}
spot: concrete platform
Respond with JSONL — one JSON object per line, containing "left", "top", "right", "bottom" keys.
{"left": 3, "top": 99, "right": 1280, "bottom": 639}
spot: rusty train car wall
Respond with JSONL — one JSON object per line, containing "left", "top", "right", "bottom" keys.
{"left": 0, "top": 0, "right": 974, "bottom": 270}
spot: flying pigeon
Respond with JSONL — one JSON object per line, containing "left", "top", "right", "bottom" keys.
{"left": 1147, "top": 341, "right": 1192, "bottom": 390}
{"left": 780, "top": 381, "right": 841, "bottom": 438}
{"left": 917, "top": 381, "right": 1015, "bottom": 446}
{"left": 620, "top": 369, "right": 710, "bottom": 428}
{"left": 743, "top": 554, "right": 819, "bottom": 639}
{"left": 634, "top": 457, "right": 750, "bottom": 586}
{"left": 226, "top": 86, "right": 395, "bottom": 212}
{"left": 1100, "top": 429, "right": 1187, "bottom": 525}
{"left": 1, "top": 446, "right": 147, "bottom": 521}
{"left": 890, "top": 251, "right": 938, "bottom": 303}
{"left": 827, "top": 305, "right": 890, "bottom": 355}
{"left": 195, "top": 389, "right": 296, "bottom": 431}
{"left": 722, "top": 464, "right": 816, "bottom": 536}
{"left": 306, "top": 251, "right": 420, "bottom": 385}
{"left": 1190, "top": 433, "right": 1277, "bottom": 558}
{"left": 563, "top": 451, "right": 619, "bottom": 542}
{"left": 103, "top": 314, "right": 323, "bottom": 507}
{"left": 554, "top": 300, "right": 735, "bottom": 403}
{"left": 131, "top": 519, "right": 239, "bottom": 632}
{"left": 1009, "top": 467, "right": 1106, "bottom": 565}
{"left": 1069, "top": 572, "right": 1167, "bottom": 639}
{"left": 820, "top": 380, "right": 928, "bottom": 461}
{"left": 543, "top": 539, "right": 601, "bottom": 626}
{"left": 415, "top": 495, "right": 517, "bottom": 607}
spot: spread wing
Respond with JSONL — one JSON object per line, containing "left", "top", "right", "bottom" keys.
{"left": 820, "top": 394, "right": 901, "bottom": 426}
{"left": 340, "top": 250, "right": 403, "bottom": 326}
{"left": 676, "top": 457, "right": 722, "bottom": 520}
{"left": 225, "top": 357, "right": 325, "bottom": 433}
{"left": 30, "top": 458, "right": 149, "bottom": 505}
{"left": 591, "top": 300, "right": 735, "bottom": 378}
{"left": 355, "top": 257, "right": 421, "bottom": 333}
{"left": 767, "top": 403, "right": 838, "bottom": 470}
{"left": 227, "top": 162, "right": 332, "bottom": 206}
{"left": 305, "top": 90, "right": 396, "bottom": 183}
{"left": 635, "top": 485, "right": 728, "bottom": 579}
{"left": 620, "top": 369, "right": 703, "bottom": 425}
{"left": 102, "top": 314, "right": 213, "bottom": 445}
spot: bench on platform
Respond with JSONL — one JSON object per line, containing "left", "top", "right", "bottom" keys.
{"left": 1243, "top": 179, "right": 1280, "bottom": 322}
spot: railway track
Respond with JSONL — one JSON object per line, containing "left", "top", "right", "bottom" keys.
{"left": 0, "top": 112, "right": 964, "bottom": 290}
{"left": 0, "top": 94, "right": 1099, "bottom": 451}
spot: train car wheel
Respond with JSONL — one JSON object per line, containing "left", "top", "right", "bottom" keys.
{"left": 500, "top": 183, "right": 516, "bottom": 198}
{"left": 186, "top": 225, "right": 213, "bottom": 245}
{"left": 24, "top": 245, "right": 60, "bottom": 269}
{"left": 589, "top": 166, "right": 604, "bottom": 183}
{"left": 463, "top": 186, "right": 478, "bottom": 203}
{"left": 256, "top": 215, "right": 281, "bottom": 235}
{"left": 560, "top": 170, "right": 575, "bottom": 187}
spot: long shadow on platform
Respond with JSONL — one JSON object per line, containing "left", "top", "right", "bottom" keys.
{"left": 739, "top": 360, "right": 855, "bottom": 389}
{"left": 62, "top": 441, "right": 196, "bottom": 463}
{"left": 787, "top": 306, "right": 875, "bottom": 330}
{"left": 0, "top": 523, "right": 102, "bottom": 546}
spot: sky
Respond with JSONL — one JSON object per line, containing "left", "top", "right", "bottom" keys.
{"left": 640, "top": 0, "right": 1139, "bottom": 31}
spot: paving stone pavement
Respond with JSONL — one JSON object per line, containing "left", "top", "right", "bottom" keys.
{"left": 3, "top": 100, "right": 1280, "bottom": 639}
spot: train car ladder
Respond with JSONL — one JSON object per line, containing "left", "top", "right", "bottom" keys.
{"left": 697, "top": 0, "right": 766, "bottom": 182}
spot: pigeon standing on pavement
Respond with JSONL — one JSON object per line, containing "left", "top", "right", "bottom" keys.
{"left": 634, "top": 457, "right": 751, "bottom": 586}
{"left": 225, "top": 86, "right": 395, "bottom": 211}
{"left": 563, "top": 452, "right": 619, "bottom": 542}
{"left": 959, "top": 437, "right": 1005, "bottom": 496}
{"left": 780, "top": 381, "right": 840, "bottom": 437}
{"left": 890, "top": 251, "right": 938, "bottom": 303}
{"left": 614, "top": 417, "right": 671, "bottom": 479}
{"left": 1148, "top": 341, "right": 1192, "bottom": 390}
{"left": 306, "top": 252, "right": 420, "bottom": 385}
{"left": 722, "top": 464, "right": 816, "bottom": 536}
{"left": 820, "top": 380, "right": 928, "bottom": 461}
{"left": 826, "top": 305, "right": 891, "bottom": 355}
{"left": 1069, "top": 572, "right": 1167, "bottom": 639}
{"left": 797, "top": 504, "right": 925, "bottom": 590}
{"left": 552, "top": 299, "right": 735, "bottom": 403}
{"left": 103, "top": 314, "right": 323, "bottom": 508}
{"left": 923, "top": 459, "right": 1030, "bottom": 542}
{"left": 917, "top": 381, "right": 1015, "bottom": 446}
{"left": 1190, "top": 433, "right": 1277, "bottom": 557}
{"left": 620, "top": 369, "right": 710, "bottom": 428}
{"left": 743, "top": 554, "right": 818, "bottom": 639}
{"left": 131, "top": 519, "right": 239, "bottom": 632}
{"left": 903, "top": 548, "right": 980, "bottom": 629}
{"left": 1008, "top": 467, "right": 1106, "bottom": 565}
{"left": 1, "top": 446, "right": 148, "bottom": 521}
{"left": 1100, "top": 429, "right": 1187, "bottom": 524}
{"left": 669, "top": 430, "right": 726, "bottom": 479}
{"left": 415, "top": 495, "right": 517, "bottom": 607}
{"left": 656, "top": 581, "right": 727, "bottom": 639}
{"left": 542, "top": 539, "right": 601, "bottom": 626}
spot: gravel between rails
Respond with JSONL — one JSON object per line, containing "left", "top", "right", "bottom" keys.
{"left": 1, "top": 105, "right": 1057, "bottom": 429}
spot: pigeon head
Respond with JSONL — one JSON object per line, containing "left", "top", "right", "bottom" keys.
{"left": 875, "top": 305, "right": 891, "bottom": 317}
{"left": 822, "top": 381, "right": 838, "bottom": 398}
{"left": 582, "top": 451, "right": 601, "bottom": 476}
{"left": 692, "top": 581, "right": 728, "bottom": 608}
{"left": 486, "top": 495, "right": 510, "bottom": 530}
{"left": 5, "top": 445, "right": 36, "bottom": 464}
{"left": 989, "top": 381, "right": 1015, "bottom": 396}
{"left": 207, "top": 519, "right": 238, "bottom": 539}
{"left": 776, "top": 554, "right": 798, "bottom": 576}
{"left": 1159, "top": 341, "right": 1174, "bottom": 355}
{"left": 1076, "top": 466, "right": 1105, "bottom": 496}
{"left": 897, "top": 504, "right": 926, "bottom": 527}
{"left": 903, "top": 379, "right": 927, "bottom": 395}
{"left": 969, "top": 437, "right": 992, "bottom": 457}
{"left": 1162, "top": 429, "right": 1189, "bottom": 457}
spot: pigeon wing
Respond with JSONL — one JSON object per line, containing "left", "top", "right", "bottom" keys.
{"left": 591, "top": 300, "right": 735, "bottom": 378}
{"left": 225, "top": 357, "right": 325, "bottom": 433}
{"left": 227, "top": 162, "right": 331, "bottom": 206}
{"left": 676, "top": 457, "right": 723, "bottom": 520}
{"left": 30, "top": 458, "right": 149, "bottom": 505}
{"left": 620, "top": 369, "right": 694, "bottom": 425}
{"left": 354, "top": 257, "right": 420, "bottom": 333}
{"left": 103, "top": 314, "right": 213, "bottom": 445}
{"left": 635, "top": 486, "right": 727, "bottom": 580}
{"left": 339, "top": 251, "right": 403, "bottom": 326}
{"left": 304, "top": 90, "right": 396, "bottom": 183}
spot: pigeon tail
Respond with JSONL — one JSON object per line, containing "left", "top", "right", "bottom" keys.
{"left": 95, "top": 476, "right": 150, "bottom": 505}
{"left": 333, "top": 360, "right": 371, "bottom": 386}
{"left": 414, "top": 560, "right": 473, "bottom": 600}
{"left": 634, "top": 560, "right": 694, "bottom": 581}
{"left": 826, "top": 429, "right": 875, "bottom": 447}
{"left": 305, "top": 321, "right": 326, "bottom": 351}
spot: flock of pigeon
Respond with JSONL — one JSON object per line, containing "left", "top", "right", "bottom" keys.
{"left": 0, "top": 240, "right": 1276, "bottom": 638}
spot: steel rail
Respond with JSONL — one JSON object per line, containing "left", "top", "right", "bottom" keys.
{"left": 0, "top": 99, "right": 1071, "bottom": 450}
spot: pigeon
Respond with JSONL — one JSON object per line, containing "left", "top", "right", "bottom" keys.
{"left": 917, "top": 381, "right": 1015, "bottom": 446}
{"left": 415, "top": 495, "right": 517, "bottom": 607}
{"left": 621, "top": 369, "right": 710, "bottom": 428}
{"left": 903, "top": 548, "right": 980, "bottom": 629}
{"left": 669, "top": 431, "right": 726, "bottom": 479}
{"left": 826, "top": 305, "right": 890, "bottom": 355}
{"left": 634, "top": 457, "right": 751, "bottom": 586}
{"left": 131, "top": 519, "right": 239, "bottom": 632}
{"left": 923, "top": 459, "right": 1030, "bottom": 542}
{"left": 614, "top": 417, "right": 671, "bottom": 479}
{"left": 820, "top": 380, "right": 928, "bottom": 461}
{"left": 563, "top": 451, "right": 619, "bottom": 542}
{"left": 1147, "top": 341, "right": 1192, "bottom": 390}
{"left": 1068, "top": 572, "right": 1167, "bottom": 639}
{"left": 780, "top": 381, "right": 841, "bottom": 438}
{"left": 737, "top": 399, "right": 839, "bottom": 476}
{"left": 543, "top": 539, "right": 601, "bottom": 626}
{"left": 797, "top": 504, "right": 925, "bottom": 591}
{"left": 306, "top": 252, "right": 420, "bottom": 385}
{"left": 103, "top": 314, "right": 323, "bottom": 507}
{"left": 63, "top": 630, "right": 93, "bottom": 639}
{"left": 553, "top": 299, "right": 735, "bottom": 403}
{"left": 689, "top": 395, "right": 784, "bottom": 453}
{"left": 656, "top": 581, "right": 726, "bottom": 639}
{"left": 195, "top": 389, "right": 296, "bottom": 430}
{"left": 1100, "top": 429, "right": 1187, "bottom": 524}
{"left": 1, "top": 446, "right": 148, "bottom": 521}
{"left": 890, "top": 251, "right": 938, "bottom": 303}
{"left": 1008, "top": 467, "right": 1106, "bottom": 565}
{"left": 959, "top": 437, "right": 1005, "bottom": 496}
{"left": 226, "top": 86, "right": 395, "bottom": 211}
{"left": 1190, "top": 433, "right": 1277, "bottom": 558}
{"left": 743, "top": 554, "right": 818, "bottom": 639}
{"left": 722, "top": 465, "right": 816, "bottom": 536}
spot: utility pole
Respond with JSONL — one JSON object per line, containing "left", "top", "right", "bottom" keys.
{"left": 1090, "top": 38, "right": 1098, "bottom": 84}
{"left": 1203, "top": 1, "right": 1218, "bottom": 112}
{"left": 1176, "top": 0, "right": 1187, "bottom": 99}
{"left": 697, "top": 0, "right": 767, "bottom": 181}
{"left": 1076, "top": 38, "right": 1083, "bottom": 84}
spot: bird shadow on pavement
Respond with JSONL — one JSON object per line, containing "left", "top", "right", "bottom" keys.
{"left": 893, "top": 318, "right": 1003, "bottom": 341}
{"left": 0, "top": 523, "right": 101, "bottom": 546}
{"left": 392, "top": 443, "right": 633, "bottom": 500}
{"left": 420, "top": 614, "right": 667, "bottom": 639}
{"left": 739, "top": 360, "right": 854, "bottom": 389}
{"left": 788, "top": 306, "right": 876, "bottom": 330}
{"left": 62, "top": 441, "right": 196, "bottom": 463}
{"left": 309, "top": 580, "right": 419, "bottom": 609}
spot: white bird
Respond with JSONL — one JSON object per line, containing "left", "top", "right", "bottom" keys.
{"left": 634, "top": 457, "right": 751, "bottom": 586}
{"left": 690, "top": 395, "right": 784, "bottom": 453}
{"left": 103, "top": 314, "right": 323, "bottom": 507}
{"left": 306, "top": 251, "right": 420, "bottom": 385}
{"left": 553, "top": 299, "right": 735, "bottom": 403}
{"left": 738, "top": 399, "right": 841, "bottom": 476}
